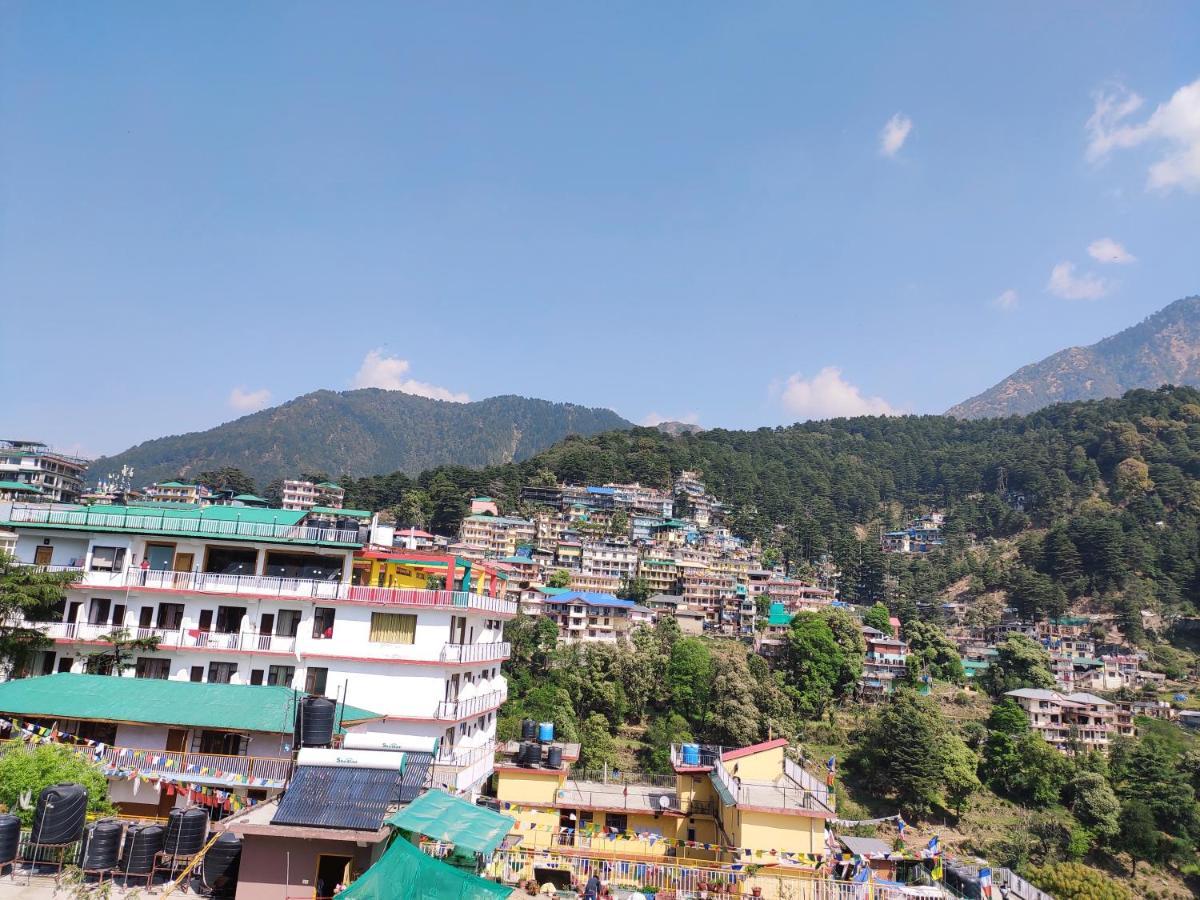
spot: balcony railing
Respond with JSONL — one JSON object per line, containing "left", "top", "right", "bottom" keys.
{"left": 442, "top": 641, "right": 511, "bottom": 663}
{"left": 30, "top": 621, "right": 298, "bottom": 654}
{"left": 34, "top": 565, "right": 518, "bottom": 616}
{"left": 431, "top": 740, "right": 497, "bottom": 793}
{"left": 712, "top": 756, "right": 834, "bottom": 814}
{"left": 97, "top": 746, "right": 293, "bottom": 786}
{"left": 435, "top": 687, "right": 508, "bottom": 721}
{"left": 6, "top": 505, "right": 361, "bottom": 544}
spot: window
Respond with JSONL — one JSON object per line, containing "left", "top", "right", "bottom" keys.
{"left": 276, "top": 609, "right": 301, "bottom": 637}
{"left": 305, "top": 667, "right": 328, "bottom": 695}
{"left": 268, "top": 665, "right": 295, "bottom": 687}
{"left": 157, "top": 603, "right": 184, "bottom": 629}
{"left": 604, "top": 813, "right": 627, "bottom": 834}
{"left": 135, "top": 658, "right": 170, "bottom": 680}
{"left": 207, "top": 662, "right": 237, "bottom": 684}
{"left": 369, "top": 613, "right": 417, "bottom": 644}
{"left": 89, "top": 546, "right": 126, "bottom": 572}
{"left": 87, "top": 598, "right": 111, "bottom": 626}
{"left": 249, "top": 669, "right": 264, "bottom": 685}
{"left": 190, "top": 666, "right": 204, "bottom": 683}
{"left": 198, "top": 730, "right": 245, "bottom": 755}
{"left": 312, "top": 608, "right": 336, "bottom": 639}
{"left": 57, "top": 657, "right": 73, "bottom": 673}
{"left": 214, "top": 606, "right": 246, "bottom": 634}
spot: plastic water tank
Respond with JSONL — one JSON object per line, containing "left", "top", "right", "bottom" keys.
{"left": 79, "top": 821, "right": 123, "bottom": 871}
{"left": 545, "top": 746, "right": 564, "bottom": 769}
{"left": 518, "top": 741, "right": 537, "bottom": 767}
{"left": 681, "top": 743, "right": 701, "bottom": 766}
{"left": 537, "top": 722, "right": 555, "bottom": 743}
{"left": 295, "top": 696, "right": 337, "bottom": 748}
{"left": 0, "top": 814, "right": 20, "bottom": 865}
{"left": 163, "top": 808, "right": 209, "bottom": 857}
{"left": 30, "top": 783, "right": 88, "bottom": 845}
{"left": 122, "top": 824, "right": 164, "bottom": 875}
{"left": 520, "top": 718, "right": 536, "bottom": 742}
{"left": 202, "top": 832, "right": 242, "bottom": 895}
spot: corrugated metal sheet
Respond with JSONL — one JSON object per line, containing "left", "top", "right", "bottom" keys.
{"left": 271, "top": 752, "right": 432, "bottom": 830}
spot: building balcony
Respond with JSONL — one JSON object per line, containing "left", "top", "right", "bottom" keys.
{"left": 31, "top": 621, "right": 300, "bottom": 654}
{"left": 47, "top": 567, "right": 517, "bottom": 617}
{"left": 435, "top": 687, "right": 508, "bottom": 721}
{"left": 430, "top": 740, "right": 497, "bottom": 793}
{"left": 6, "top": 504, "right": 361, "bottom": 544}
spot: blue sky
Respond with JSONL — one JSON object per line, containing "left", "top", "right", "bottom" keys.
{"left": 2, "top": 3, "right": 1198, "bottom": 457}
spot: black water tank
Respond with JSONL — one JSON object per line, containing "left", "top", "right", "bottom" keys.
{"left": 295, "top": 695, "right": 337, "bottom": 747}
{"left": 0, "top": 814, "right": 20, "bottom": 865}
{"left": 520, "top": 718, "right": 536, "bottom": 742}
{"left": 122, "top": 824, "right": 164, "bottom": 875}
{"left": 30, "top": 783, "right": 88, "bottom": 845}
{"left": 202, "top": 832, "right": 242, "bottom": 895}
{"left": 516, "top": 741, "right": 533, "bottom": 766}
{"left": 546, "top": 746, "right": 564, "bottom": 769}
{"left": 163, "top": 808, "right": 208, "bottom": 857}
{"left": 79, "top": 821, "right": 123, "bottom": 871}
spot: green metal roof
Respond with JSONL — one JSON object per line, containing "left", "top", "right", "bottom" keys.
{"left": 316, "top": 482, "right": 341, "bottom": 489}
{"left": 0, "top": 481, "right": 42, "bottom": 493}
{"left": 233, "top": 494, "right": 269, "bottom": 503}
{"left": 767, "top": 601, "right": 793, "bottom": 627}
{"left": 385, "top": 789, "right": 514, "bottom": 855}
{"left": 310, "top": 506, "right": 372, "bottom": 518}
{"left": 0, "top": 674, "right": 377, "bottom": 733}
{"left": 156, "top": 481, "right": 193, "bottom": 488}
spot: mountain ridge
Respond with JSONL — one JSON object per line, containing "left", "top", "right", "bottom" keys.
{"left": 947, "top": 295, "right": 1200, "bottom": 419}
{"left": 87, "top": 389, "right": 631, "bottom": 488}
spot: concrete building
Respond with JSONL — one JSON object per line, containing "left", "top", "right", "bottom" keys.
{"left": 0, "top": 440, "right": 89, "bottom": 503}
{"left": 540, "top": 591, "right": 639, "bottom": 643}
{"left": 459, "top": 515, "right": 536, "bottom": 559}
{"left": 281, "top": 480, "right": 345, "bottom": 512}
{"left": 1, "top": 501, "right": 517, "bottom": 795}
{"left": 1005, "top": 688, "right": 1115, "bottom": 753}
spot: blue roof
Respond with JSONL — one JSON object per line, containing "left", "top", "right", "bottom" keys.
{"left": 550, "top": 591, "right": 635, "bottom": 608}
{"left": 586, "top": 486, "right": 615, "bottom": 495}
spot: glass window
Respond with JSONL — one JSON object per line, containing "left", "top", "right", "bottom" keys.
{"left": 135, "top": 657, "right": 170, "bottom": 680}
{"left": 90, "top": 546, "right": 126, "bottom": 572}
{"left": 304, "top": 667, "right": 328, "bottom": 695}
{"left": 207, "top": 662, "right": 237, "bottom": 684}
{"left": 312, "top": 608, "right": 335, "bottom": 639}
{"left": 369, "top": 613, "right": 417, "bottom": 644}
{"left": 268, "top": 665, "right": 295, "bottom": 687}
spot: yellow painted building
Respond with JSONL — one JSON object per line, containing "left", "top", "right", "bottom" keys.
{"left": 492, "top": 737, "right": 833, "bottom": 869}
{"left": 353, "top": 550, "right": 507, "bottom": 597}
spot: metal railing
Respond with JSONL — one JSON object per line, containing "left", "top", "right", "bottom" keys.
{"left": 99, "top": 745, "right": 293, "bottom": 785}
{"left": 442, "top": 641, "right": 511, "bottom": 663}
{"left": 430, "top": 740, "right": 497, "bottom": 793}
{"left": 29, "top": 621, "right": 299, "bottom": 654}
{"left": 713, "top": 755, "right": 834, "bottom": 814}
{"left": 435, "top": 688, "right": 507, "bottom": 721}
{"left": 6, "top": 504, "right": 361, "bottom": 544}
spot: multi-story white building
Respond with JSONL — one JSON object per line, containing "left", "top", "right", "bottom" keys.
{"left": 0, "top": 440, "right": 89, "bottom": 503}
{"left": 280, "top": 480, "right": 345, "bottom": 512}
{"left": 1005, "top": 688, "right": 1115, "bottom": 753}
{"left": 145, "top": 481, "right": 210, "bottom": 504}
{"left": 0, "top": 501, "right": 516, "bottom": 796}
{"left": 459, "top": 514, "right": 536, "bottom": 558}
{"left": 580, "top": 541, "right": 638, "bottom": 580}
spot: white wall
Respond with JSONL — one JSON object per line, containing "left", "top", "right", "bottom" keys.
{"left": 14, "top": 532, "right": 89, "bottom": 566}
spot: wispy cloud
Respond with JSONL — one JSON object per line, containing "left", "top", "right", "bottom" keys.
{"left": 1047, "top": 262, "right": 1110, "bottom": 301}
{"left": 640, "top": 411, "right": 700, "bottom": 427}
{"left": 1086, "top": 78, "right": 1200, "bottom": 192}
{"left": 228, "top": 386, "right": 272, "bottom": 413}
{"left": 880, "top": 113, "right": 914, "bottom": 157}
{"left": 352, "top": 349, "right": 469, "bottom": 402}
{"left": 1087, "top": 237, "right": 1137, "bottom": 264}
{"left": 992, "top": 289, "right": 1019, "bottom": 312}
{"left": 775, "top": 367, "right": 898, "bottom": 421}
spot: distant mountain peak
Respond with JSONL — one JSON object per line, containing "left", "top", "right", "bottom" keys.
{"left": 948, "top": 295, "right": 1200, "bottom": 419}
{"left": 87, "top": 389, "right": 631, "bottom": 488}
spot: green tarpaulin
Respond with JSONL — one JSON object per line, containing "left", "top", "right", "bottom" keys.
{"left": 385, "top": 789, "right": 514, "bottom": 856}
{"left": 336, "top": 834, "right": 511, "bottom": 900}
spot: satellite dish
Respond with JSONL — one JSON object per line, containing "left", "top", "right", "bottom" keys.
{"left": 658, "top": 795, "right": 670, "bottom": 809}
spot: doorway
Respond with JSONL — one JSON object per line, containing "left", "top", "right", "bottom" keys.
{"left": 34, "top": 546, "right": 53, "bottom": 566}
{"left": 315, "top": 855, "right": 352, "bottom": 899}
{"left": 259, "top": 614, "right": 274, "bottom": 651}
{"left": 174, "top": 552, "right": 194, "bottom": 573}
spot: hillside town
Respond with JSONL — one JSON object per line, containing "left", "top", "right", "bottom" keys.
{"left": 0, "top": 438, "right": 1197, "bottom": 900}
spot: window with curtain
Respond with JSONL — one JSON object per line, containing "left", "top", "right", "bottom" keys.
{"left": 369, "top": 612, "right": 417, "bottom": 644}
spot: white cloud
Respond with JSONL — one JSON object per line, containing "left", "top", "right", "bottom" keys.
{"left": 639, "top": 411, "right": 701, "bottom": 427}
{"left": 992, "top": 289, "right": 1019, "bottom": 311}
{"left": 352, "top": 349, "right": 469, "bottom": 402}
{"left": 1086, "top": 78, "right": 1200, "bottom": 192}
{"left": 228, "top": 386, "right": 272, "bottom": 413}
{"left": 879, "top": 113, "right": 914, "bottom": 157}
{"left": 1087, "top": 237, "right": 1137, "bottom": 264}
{"left": 1046, "top": 262, "right": 1110, "bottom": 301}
{"left": 777, "top": 367, "right": 898, "bottom": 420}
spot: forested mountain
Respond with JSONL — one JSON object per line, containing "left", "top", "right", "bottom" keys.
{"left": 948, "top": 295, "right": 1200, "bottom": 419}
{"left": 87, "top": 390, "right": 630, "bottom": 488}
{"left": 347, "top": 385, "right": 1200, "bottom": 622}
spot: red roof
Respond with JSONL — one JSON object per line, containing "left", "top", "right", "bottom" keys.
{"left": 720, "top": 737, "right": 788, "bottom": 762}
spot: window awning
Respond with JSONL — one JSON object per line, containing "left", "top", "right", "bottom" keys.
{"left": 385, "top": 789, "right": 514, "bottom": 856}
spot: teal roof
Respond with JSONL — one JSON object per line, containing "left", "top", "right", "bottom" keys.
{"left": 233, "top": 493, "right": 269, "bottom": 503}
{"left": 0, "top": 674, "right": 378, "bottom": 733}
{"left": 156, "top": 481, "right": 193, "bottom": 488}
{"left": 385, "top": 789, "right": 514, "bottom": 855}
{"left": 0, "top": 481, "right": 42, "bottom": 493}
{"left": 767, "top": 601, "right": 792, "bottom": 627}
{"left": 316, "top": 482, "right": 341, "bottom": 489}
{"left": 310, "top": 506, "right": 371, "bottom": 518}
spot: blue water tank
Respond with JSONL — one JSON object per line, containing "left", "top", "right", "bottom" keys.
{"left": 682, "top": 743, "right": 701, "bottom": 766}
{"left": 538, "top": 722, "right": 555, "bottom": 743}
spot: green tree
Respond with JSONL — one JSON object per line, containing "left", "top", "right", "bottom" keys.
{"left": 0, "top": 744, "right": 114, "bottom": 825}
{"left": 82, "top": 628, "right": 162, "bottom": 675}
{"left": 903, "top": 620, "right": 964, "bottom": 683}
{"left": 981, "top": 727, "right": 1073, "bottom": 806}
{"left": 862, "top": 602, "right": 892, "bottom": 634}
{"left": 391, "top": 490, "right": 432, "bottom": 528}
{"left": 1116, "top": 799, "right": 1158, "bottom": 874}
{"left": 666, "top": 638, "right": 713, "bottom": 729}
{"left": 0, "top": 550, "right": 74, "bottom": 676}
{"left": 616, "top": 575, "right": 651, "bottom": 603}
{"left": 1065, "top": 773, "right": 1120, "bottom": 843}
{"left": 427, "top": 474, "right": 467, "bottom": 536}
{"left": 642, "top": 712, "right": 692, "bottom": 774}
{"left": 578, "top": 713, "right": 617, "bottom": 771}
{"left": 1024, "top": 862, "right": 1132, "bottom": 900}
{"left": 196, "top": 467, "right": 257, "bottom": 495}
{"left": 707, "top": 648, "right": 761, "bottom": 747}
{"left": 781, "top": 613, "right": 845, "bottom": 719}
{"left": 818, "top": 607, "right": 865, "bottom": 697}
{"left": 609, "top": 509, "right": 629, "bottom": 536}
{"left": 979, "top": 634, "right": 1055, "bottom": 697}
{"left": 547, "top": 569, "right": 572, "bottom": 588}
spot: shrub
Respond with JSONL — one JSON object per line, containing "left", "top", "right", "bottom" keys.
{"left": 1024, "top": 862, "right": 1132, "bottom": 900}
